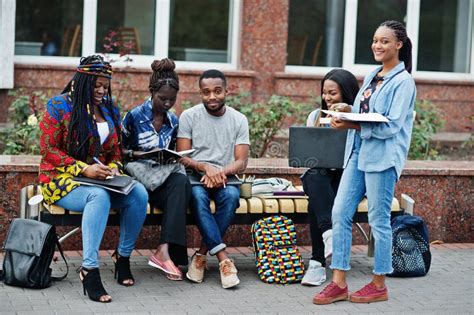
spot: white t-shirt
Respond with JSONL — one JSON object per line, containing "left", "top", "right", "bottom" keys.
{"left": 178, "top": 104, "right": 250, "bottom": 168}
{"left": 96, "top": 122, "right": 109, "bottom": 145}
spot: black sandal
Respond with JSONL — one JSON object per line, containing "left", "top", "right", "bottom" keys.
{"left": 78, "top": 267, "right": 111, "bottom": 303}
{"left": 112, "top": 250, "right": 135, "bottom": 286}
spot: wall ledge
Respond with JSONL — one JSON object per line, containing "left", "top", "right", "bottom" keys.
{"left": 1, "top": 156, "right": 472, "bottom": 176}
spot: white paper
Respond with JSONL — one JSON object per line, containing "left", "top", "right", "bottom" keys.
{"left": 321, "top": 110, "right": 389, "bottom": 123}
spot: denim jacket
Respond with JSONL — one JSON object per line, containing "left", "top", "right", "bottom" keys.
{"left": 344, "top": 62, "right": 416, "bottom": 179}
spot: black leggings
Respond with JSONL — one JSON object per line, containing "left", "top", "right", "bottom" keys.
{"left": 301, "top": 168, "right": 342, "bottom": 267}
{"left": 148, "top": 172, "right": 192, "bottom": 266}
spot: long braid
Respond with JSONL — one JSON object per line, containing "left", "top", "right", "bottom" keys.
{"left": 380, "top": 20, "right": 413, "bottom": 73}
{"left": 64, "top": 55, "right": 117, "bottom": 162}
{"left": 149, "top": 58, "right": 180, "bottom": 93}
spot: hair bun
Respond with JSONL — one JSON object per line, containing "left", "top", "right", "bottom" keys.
{"left": 151, "top": 58, "right": 176, "bottom": 72}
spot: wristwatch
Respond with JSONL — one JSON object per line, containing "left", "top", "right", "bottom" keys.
{"left": 128, "top": 150, "right": 134, "bottom": 161}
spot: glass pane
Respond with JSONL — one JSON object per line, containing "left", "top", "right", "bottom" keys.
{"left": 287, "top": 0, "right": 345, "bottom": 67}
{"left": 169, "top": 0, "right": 230, "bottom": 63}
{"left": 96, "top": 0, "right": 155, "bottom": 55}
{"left": 418, "top": 0, "right": 471, "bottom": 73}
{"left": 15, "top": 0, "right": 83, "bottom": 56}
{"left": 355, "top": 0, "right": 407, "bottom": 64}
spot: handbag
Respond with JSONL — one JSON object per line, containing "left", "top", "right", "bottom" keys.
{"left": 0, "top": 218, "right": 68, "bottom": 288}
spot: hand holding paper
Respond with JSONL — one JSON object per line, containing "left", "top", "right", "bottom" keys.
{"left": 322, "top": 110, "right": 389, "bottom": 123}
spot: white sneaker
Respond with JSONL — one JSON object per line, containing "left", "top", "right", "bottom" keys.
{"left": 301, "top": 260, "right": 326, "bottom": 286}
{"left": 186, "top": 253, "right": 207, "bottom": 283}
{"left": 322, "top": 229, "right": 333, "bottom": 258}
{"left": 219, "top": 258, "right": 240, "bottom": 289}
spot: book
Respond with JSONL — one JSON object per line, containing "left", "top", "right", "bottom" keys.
{"left": 321, "top": 110, "right": 389, "bottom": 123}
{"left": 72, "top": 175, "right": 136, "bottom": 195}
{"left": 134, "top": 148, "right": 195, "bottom": 164}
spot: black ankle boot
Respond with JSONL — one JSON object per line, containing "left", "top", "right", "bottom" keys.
{"left": 112, "top": 250, "right": 134, "bottom": 286}
{"left": 78, "top": 267, "right": 111, "bottom": 303}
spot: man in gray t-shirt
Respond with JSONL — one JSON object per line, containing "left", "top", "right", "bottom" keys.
{"left": 177, "top": 69, "right": 249, "bottom": 289}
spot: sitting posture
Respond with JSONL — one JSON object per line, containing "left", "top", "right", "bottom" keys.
{"left": 301, "top": 69, "right": 359, "bottom": 286}
{"left": 122, "top": 58, "right": 191, "bottom": 281}
{"left": 38, "top": 55, "right": 148, "bottom": 303}
{"left": 178, "top": 69, "right": 250, "bottom": 289}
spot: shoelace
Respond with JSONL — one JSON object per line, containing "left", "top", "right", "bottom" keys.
{"left": 356, "top": 283, "right": 380, "bottom": 295}
{"left": 220, "top": 260, "right": 236, "bottom": 276}
{"left": 320, "top": 282, "right": 339, "bottom": 295}
{"left": 194, "top": 256, "right": 208, "bottom": 269}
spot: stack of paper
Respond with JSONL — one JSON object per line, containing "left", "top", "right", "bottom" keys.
{"left": 321, "top": 110, "right": 389, "bottom": 123}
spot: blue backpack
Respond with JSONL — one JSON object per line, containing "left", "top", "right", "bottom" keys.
{"left": 389, "top": 215, "right": 431, "bottom": 277}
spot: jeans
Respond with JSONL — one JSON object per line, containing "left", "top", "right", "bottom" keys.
{"left": 330, "top": 134, "right": 397, "bottom": 275}
{"left": 191, "top": 185, "right": 240, "bottom": 255}
{"left": 301, "top": 168, "right": 342, "bottom": 266}
{"left": 55, "top": 183, "right": 148, "bottom": 269}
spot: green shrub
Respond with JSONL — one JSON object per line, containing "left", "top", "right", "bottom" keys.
{"left": 1, "top": 89, "right": 47, "bottom": 155}
{"left": 409, "top": 99, "right": 444, "bottom": 160}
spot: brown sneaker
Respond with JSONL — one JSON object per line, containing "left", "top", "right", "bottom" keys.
{"left": 219, "top": 258, "right": 240, "bottom": 289}
{"left": 186, "top": 253, "right": 207, "bottom": 283}
{"left": 313, "top": 281, "right": 349, "bottom": 305}
{"left": 350, "top": 282, "right": 388, "bottom": 303}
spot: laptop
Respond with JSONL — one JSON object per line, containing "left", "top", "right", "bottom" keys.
{"left": 289, "top": 126, "right": 348, "bottom": 169}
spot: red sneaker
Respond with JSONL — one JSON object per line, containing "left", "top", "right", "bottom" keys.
{"left": 350, "top": 282, "right": 388, "bottom": 303}
{"left": 313, "top": 281, "right": 349, "bottom": 305}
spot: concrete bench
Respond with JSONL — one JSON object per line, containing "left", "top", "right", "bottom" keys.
{"left": 20, "top": 184, "right": 414, "bottom": 257}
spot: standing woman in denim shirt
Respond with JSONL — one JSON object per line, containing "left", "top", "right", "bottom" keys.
{"left": 313, "top": 20, "right": 416, "bottom": 305}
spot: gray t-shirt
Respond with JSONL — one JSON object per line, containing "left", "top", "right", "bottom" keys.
{"left": 178, "top": 104, "right": 250, "bottom": 168}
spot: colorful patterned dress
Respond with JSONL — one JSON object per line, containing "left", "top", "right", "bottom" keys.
{"left": 39, "top": 94, "right": 122, "bottom": 205}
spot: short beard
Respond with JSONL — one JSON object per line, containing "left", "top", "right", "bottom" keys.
{"left": 203, "top": 101, "right": 225, "bottom": 114}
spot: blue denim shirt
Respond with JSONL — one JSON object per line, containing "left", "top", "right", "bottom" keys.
{"left": 344, "top": 62, "right": 416, "bottom": 179}
{"left": 122, "top": 98, "right": 179, "bottom": 151}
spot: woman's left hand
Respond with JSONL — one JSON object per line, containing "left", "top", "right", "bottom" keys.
{"left": 330, "top": 117, "right": 361, "bottom": 131}
{"left": 111, "top": 168, "right": 121, "bottom": 176}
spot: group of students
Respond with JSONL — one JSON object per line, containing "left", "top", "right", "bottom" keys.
{"left": 37, "top": 20, "right": 416, "bottom": 305}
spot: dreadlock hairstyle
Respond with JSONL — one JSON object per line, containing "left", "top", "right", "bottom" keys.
{"left": 379, "top": 20, "right": 413, "bottom": 73}
{"left": 62, "top": 55, "right": 121, "bottom": 162}
{"left": 149, "top": 58, "right": 180, "bottom": 94}
{"left": 320, "top": 69, "right": 359, "bottom": 116}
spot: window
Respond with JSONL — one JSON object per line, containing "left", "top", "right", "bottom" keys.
{"left": 287, "top": 0, "right": 345, "bottom": 67}
{"left": 286, "top": 0, "right": 474, "bottom": 79}
{"left": 355, "top": 0, "right": 407, "bottom": 65}
{"left": 15, "top": 0, "right": 83, "bottom": 56}
{"left": 13, "top": 0, "right": 241, "bottom": 69}
{"left": 418, "top": 0, "right": 471, "bottom": 73}
{"left": 96, "top": 0, "right": 155, "bottom": 55}
{"left": 169, "top": 0, "right": 231, "bottom": 62}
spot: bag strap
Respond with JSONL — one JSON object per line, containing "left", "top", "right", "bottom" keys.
{"left": 51, "top": 237, "right": 68, "bottom": 281}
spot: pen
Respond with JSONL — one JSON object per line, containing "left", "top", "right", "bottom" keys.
{"left": 93, "top": 157, "right": 114, "bottom": 179}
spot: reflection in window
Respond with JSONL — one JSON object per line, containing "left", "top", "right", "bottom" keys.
{"left": 287, "top": 0, "right": 345, "bottom": 67}
{"left": 355, "top": 0, "right": 407, "bottom": 64}
{"left": 96, "top": 0, "right": 155, "bottom": 55}
{"left": 169, "top": 0, "right": 230, "bottom": 63}
{"left": 418, "top": 0, "right": 471, "bottom": 73}
{"left": 15, "top": 0, "right": 83, "bottom": 56}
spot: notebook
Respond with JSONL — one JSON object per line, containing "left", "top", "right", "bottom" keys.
{"left": 187, "top": 171, "right": 242, "bottom": 186}
{"left": 289, "top": 126, "right": 348, "bottom": 169}
{"left": 72, "top": 175, "right": 136, "bottom": 195}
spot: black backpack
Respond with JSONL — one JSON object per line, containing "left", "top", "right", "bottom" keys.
{"left": 1, "top": 219, "right": 68, "bottom": 288}
{"left": 389, "top": 215, "right": 431, "bottom": 277}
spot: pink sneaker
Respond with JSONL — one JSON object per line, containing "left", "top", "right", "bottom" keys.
{"left": 313, "top": 281, "right": 348, "bottom": 305}
{"left": 350, "top": 282, "right": 388, "bottom": 303}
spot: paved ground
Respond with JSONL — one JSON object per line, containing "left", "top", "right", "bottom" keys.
{"left": 1, "top": 243, "right": 473, "bottom": 314}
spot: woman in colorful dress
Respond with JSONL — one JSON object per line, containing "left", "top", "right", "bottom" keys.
{"left": 38, "top": 55, "right": 148, "bottom": 303}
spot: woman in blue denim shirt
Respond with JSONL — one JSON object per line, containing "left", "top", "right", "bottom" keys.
{"left": 314, "top": 21, "right": 416, "bottom": 305}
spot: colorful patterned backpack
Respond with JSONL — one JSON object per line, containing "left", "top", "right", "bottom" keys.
{"left": 251, "top": 215, "right": 305, "bottom": 284}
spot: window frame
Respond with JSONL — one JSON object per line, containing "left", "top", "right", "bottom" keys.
{"left": 13, "top": 0, "right": 242, "bottom": 70}
{"left": 285, "top": 0, "right": 474, "bottom": 81}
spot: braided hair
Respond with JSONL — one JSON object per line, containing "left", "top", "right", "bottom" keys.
{"left": 379, "top": 20, "right": 413, "bottom": 73}
{"left": 62, "top": 55, "right": 121, "bottom": 162}
{"left": 149, "top": 58, "right": 180, "bottom": 94}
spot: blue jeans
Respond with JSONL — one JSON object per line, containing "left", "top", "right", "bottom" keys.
{"left": 330, "top": 134, "right": 397, "bottom": 275}
{"left": 55, "top": 183, "right": 148, "bottom": 268}
{"left": 191, "top": 185, "right": 240, "bottom": 255}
